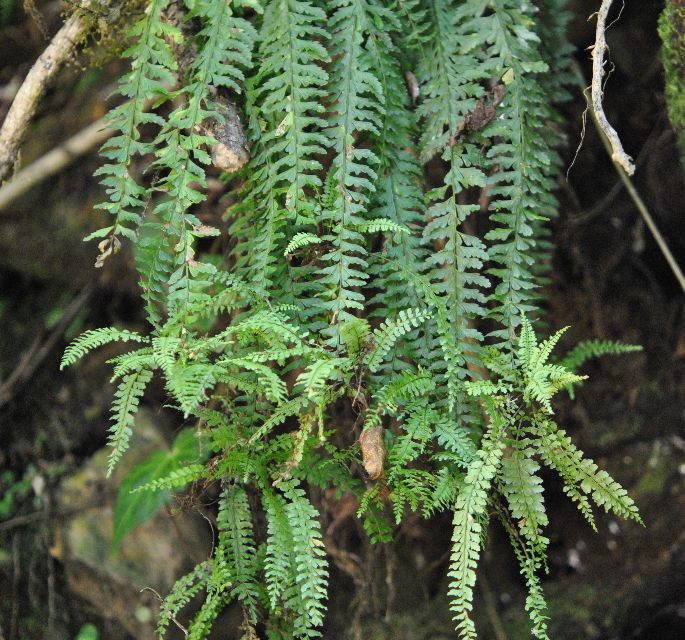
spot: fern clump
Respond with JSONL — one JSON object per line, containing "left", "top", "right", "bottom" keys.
{"left": 62, "top": 0, "right": 644, "bottom": 638}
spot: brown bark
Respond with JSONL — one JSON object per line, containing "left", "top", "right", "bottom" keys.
{"left": 0, "top": 11, "right": 87, "bottom": 181}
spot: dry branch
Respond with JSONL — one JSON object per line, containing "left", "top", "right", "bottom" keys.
{"left": 591, "top": 0, "right": 636, "bottom": 176}
{"left": 573, "top": 62, "right": 685, "bottom": 295}
{"left": 0, "top": 6, "right": 90, "bottom": 181}
{"left": 0, "top": 115, "right": 112, "bottom": 211}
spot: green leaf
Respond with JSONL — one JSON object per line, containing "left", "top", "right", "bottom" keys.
{"left": 112, "top": 428, "right": 204, "bottom": 552}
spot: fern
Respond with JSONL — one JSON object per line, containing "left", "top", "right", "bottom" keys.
{"left": 263, "top": 488, "right": 295, "bottom": 611}
{"left": 282, "top": 483, "right": 328, "bottom": 638}
{"left": 295, "top": 357, "right": 350, "bottom": 400}
{"left": 448, "top": 425, "right": 506, "bottom": 639}
{"left": 365, "top": 307, "right": 431, "bottom": 373}
{"left": 131, "top": 463, "right": 206, "bottom": 493}
{"left": 480, "top": 0, "right": 560, "bottom": 343}
{"left": 317, "top": 0, "right": 384, "bottom": 346}
{"left": 157, "top": 561, "right": 212, "bottom": 637}
{"left": 88, "top": 0, "right": 176, "bottom": 249}
{"left": 61, "top": 1, "right": 648, "bottom": 638}
{"left": 61, "top": 328, "right": 147, "bottom": 369}
{"left": 107, "top": 368, "right": 153, "bottom": 476}
{"left": 416, "top": 0, "right": 490, "bottom": 424}
{"left": 145, "top": 0, "right": 258, "bottom": 324}
{"left": 533, "top": 418, "right": 642, "bottom": 523}
{"left": 285, "top": 232, "right": 323, "bottom": 257}
{"left": 215, "top": 485, "right": 260, "bottom": 621}
{"left": 366, "top": 0, "right": 427, "bottom": 345}
{"left": 232, "top": 0, "right": 329, "bottom": 296}
{"left": 499, "top": 444, "right": 549, "bottom": 554}
{"left": 560, "top": 339, "right": 643, "bottom": 373}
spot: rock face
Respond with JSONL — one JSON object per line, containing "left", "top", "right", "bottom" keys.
{"left": 51, "top": 410, "right": 210, "bottom": 639}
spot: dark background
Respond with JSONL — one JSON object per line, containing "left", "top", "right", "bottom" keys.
{"left": 0, "top": 1, "right": 683, "bottom": 638}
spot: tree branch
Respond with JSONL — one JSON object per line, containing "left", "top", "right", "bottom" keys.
{"left": 591, "top": 0, "right": 636, "bottom": 175}
{"left": 0, "top": 115, "right": 112, "bottom": 211}
{"left": 0, "top": 5, "right": 92, "bottom": 181}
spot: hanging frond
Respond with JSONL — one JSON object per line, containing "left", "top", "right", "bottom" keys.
{"left": 107, "top": 368, "right": 153, "bottom": 476}
{"left": 88, "top": 0, "right": 176, "bottom": 248}
{"left": 448, "top": 426, "right": 506, "bottom": 639}
{"left": 282, "top": 484, "right": 328, "bottom": 638}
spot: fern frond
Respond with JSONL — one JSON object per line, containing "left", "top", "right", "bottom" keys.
{"left": 61, "top": 328, "right": 147, "bottom": 369}
{"left": 481, "top": 0, "right": 561, "bottom": 345}
{"left": 187, "top": 591, "right": 228, "bottom": 640}
{"left": 500, "top": 444, "right": 549, "bottom": 553}
{"left": 338, "top": 317, "right": 371, "bottom": 364}
{"left": 411, "top": 2, "right": 492, "bottom": 419}
{"left": 231, "top": 309, "right": 310, "bottom": 348}
{"left": 89, "top": 0, "right": 176, "bottom": 246}
{"left": 282, "top": 484, "right": 328, "bottom": 638}
{"left": 147, "top": 0, "right": 257, "bottom": 323}
{"left": 533, "top": 418, "right": 642, "bottom": 524}
{"left": 516, "top": 318, "right": 587, "bottom": 412}
{"left": 108, "top": 348, "right": 155, "bottom": 381}
{"left": 524, "top": 364, "right": 586, "bottom": 414}
{"left": 165, "top": 362, "right": 216, "bottom": 417}
{"left": 135, "top": 221, "right": 175, "bottom": 326}
{"left": 518, "top": 315, "right": 538, "bottom": 371}
{"left": 262, "top": 488, "right": 295, "bottom": 610}
{"left": 366, "top": 308, "right": 431, "bottom": 373}
{"left": 255, "top": 0, "right": 330, "bottom": 226}
{"left": 285, "top": 232, "right": 323, "bottom": 257}
{"left": 318, "top": 0, "right": 385, "bottom": 346}
{"left": 107, "top": 368, "right": 153, "bottom": 476}
{"left": 157, "top": 560, "right": 211, "bottom": 637}
{"left": 219, "top": 357, "right": 288, "bottom": 404}
{"left": 388, "top": 402, "right": 434, "bottom": 469}
{"left": 295, "top": 357, "right": 351, "bottom": 400}
{"left": 365, "top": 1, "right": 426, "bottom": 336}
{"left": 448, "top": 426, "right": 505, "bottom": 639}
{"left": 374, "top": 368, "right": 435, "bottom": 412}
{"left": 390, "top": 468, "right": 439, "bottom": 522}
{"left": 233, "top": 0, "right": 329, "bottom": 296}
{"left": 249, "top": 396, "right": 311, "bottom": 444}
{"left": 509, "top": 529, "right": 550, "bottom": 639}
{"left": 357, "top": 218, "right": 409, "bottom": 236}
{"left": 560, "top": 340, "right": 643, "bottom": 373}
{"left": 531, "top": 325, "right": 570, "bottom": 370}
{"left": 131, "top": 462, "right": 206, "bottom": 493}
{"left": 433, "top": 413, "right": 477, "bottom": 466}
{"left": 215, "top": 485, "right": 260, "bottom": 621}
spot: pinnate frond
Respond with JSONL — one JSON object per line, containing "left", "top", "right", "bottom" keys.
{"left": 61, "top": 328, "right": 147, "bottom": 369}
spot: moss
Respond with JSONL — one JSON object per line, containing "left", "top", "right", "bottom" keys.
{"left": 659, "top": 0, "right": 685, "bottom": 160}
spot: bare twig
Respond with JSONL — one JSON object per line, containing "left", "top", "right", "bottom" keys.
{"left": 573, "top": 66, "right": 685, "bottom": 295}
{"left": 0, "top": 116, "right": 113, "bottom": 211}
{"left": 0, "top": 280, "right": 94, "bottom": 408}
{"left": 590, "top": 0, "right": 635, "bottom": 175}
{"left": 0, "top": 10, "right": 89, "bottom": 181}
{"left": 568, "top": 107, "right": 665, "bottom": 223}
